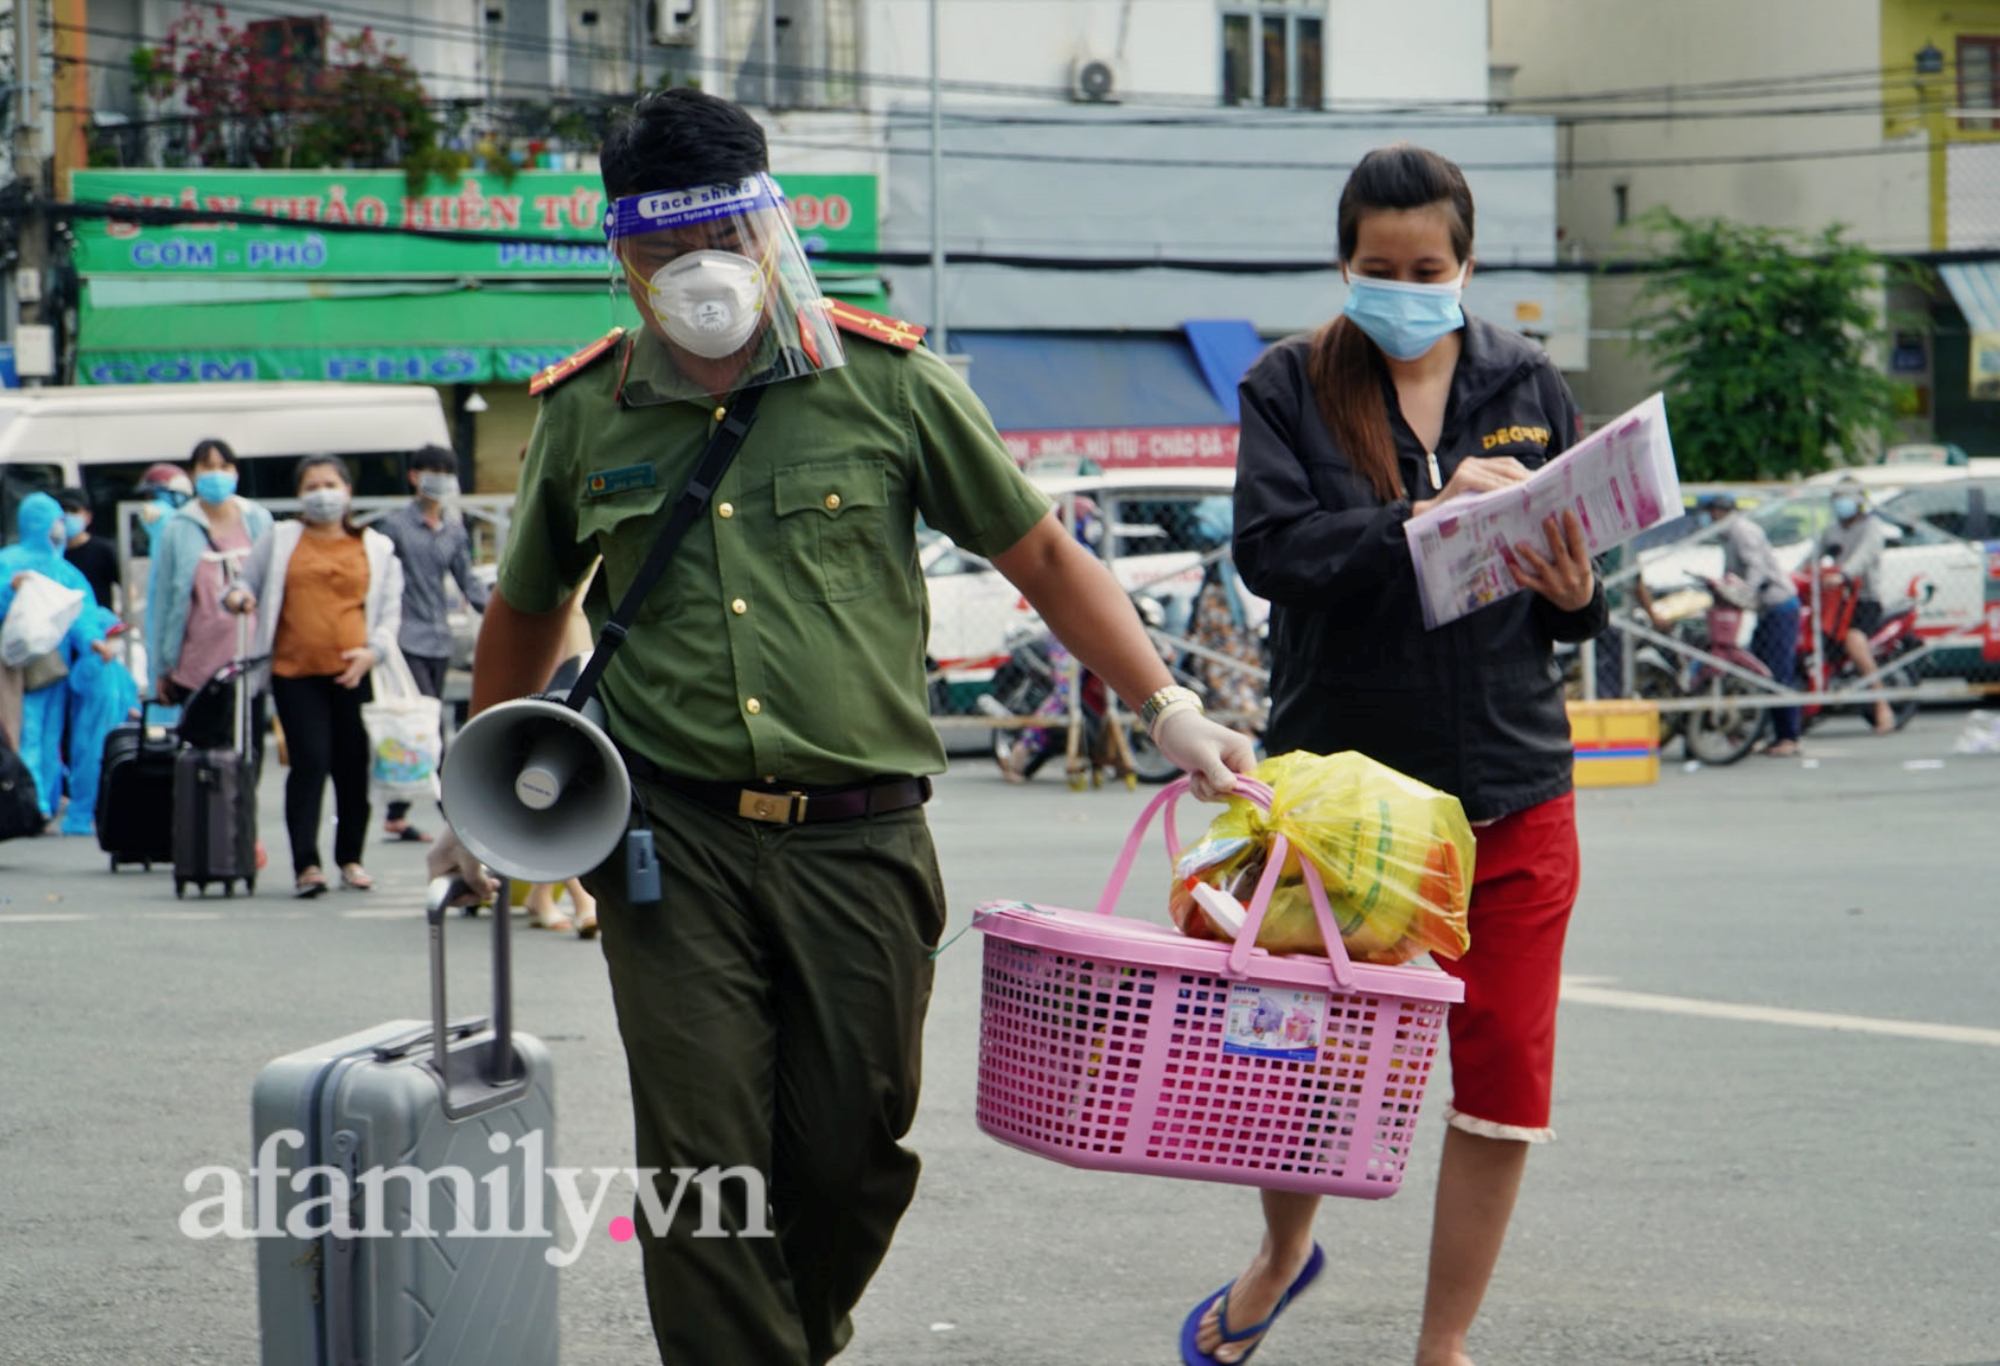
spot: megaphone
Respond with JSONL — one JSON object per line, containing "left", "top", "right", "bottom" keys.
{"left": 439, "top": 696, "right": 632, "bottom": 884}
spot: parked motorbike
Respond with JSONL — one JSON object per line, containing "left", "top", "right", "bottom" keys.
{"left": 977, "top": 608, "right": 1192, "bottom": 788}
{"left": 1682, "top": 575, "right": 1773, "bottom": 765}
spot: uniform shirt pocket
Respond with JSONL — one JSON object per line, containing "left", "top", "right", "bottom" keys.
{"left": 575, "top": 483, "right": 671, "bottom": 618}
{"left": 774, "top": 460, "right": 890, "bottom": 603}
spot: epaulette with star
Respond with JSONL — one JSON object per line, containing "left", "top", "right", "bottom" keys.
{"left": 825, "top": 300, "right": 927, "bottom": 351}
{"left": 529, "top": 327, "right": 626, "bottom": 397}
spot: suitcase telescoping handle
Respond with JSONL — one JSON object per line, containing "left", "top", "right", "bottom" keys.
{"left": 424, "top": 876, "right": 528, "bottom": 1120}
{"left": 236, "top": 610, "right": 250, "bottom": 755}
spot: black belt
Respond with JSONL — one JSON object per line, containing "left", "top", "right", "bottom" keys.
{"left": 622, "top": 751, "right": 931, "bottom": 825}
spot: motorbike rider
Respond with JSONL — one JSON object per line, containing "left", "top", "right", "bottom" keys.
{"left": 1698, "top": 492, "right": 1803, "bottom": 756}
{"left": 1809, "top": 485, "right": 1894, "bottom": 735}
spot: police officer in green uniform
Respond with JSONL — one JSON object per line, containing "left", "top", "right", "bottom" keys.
{"left": 434, "top": 88, "right": 1257, "bottom": 1366}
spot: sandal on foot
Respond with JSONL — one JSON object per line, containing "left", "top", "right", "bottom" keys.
{"left": 386, "top": 824, "right": 434, "bottom": 843}
{"left": 1179, "top": 1243, "right": 1325, "bottom": 1366}
{"left": 294, "top": 872, "right": 329, "bottom": 899}
{"left": 339, "top": 865, "right": 375, "bottom": 892}
{"left": 575, "top": 909, "right": 598, "bottom": 939}
{"left": 529, "top": 906, "right": 574, "bottom": 932}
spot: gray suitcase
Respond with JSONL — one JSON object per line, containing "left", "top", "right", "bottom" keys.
{"left": 252, "top": 877, "right": 558, "bottom": 1365}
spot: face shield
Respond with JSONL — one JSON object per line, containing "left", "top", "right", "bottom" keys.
{"left": 605, "top": 173, "right": 844, "bottom": 403}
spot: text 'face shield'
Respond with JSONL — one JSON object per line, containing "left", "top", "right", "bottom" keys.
{"left": 606, "top": 173, "right": 844, "bottom": 402}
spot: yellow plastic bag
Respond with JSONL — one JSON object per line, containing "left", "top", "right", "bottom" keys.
{"left": 1168, "top": 751, "right": 1474, "bottom": 966}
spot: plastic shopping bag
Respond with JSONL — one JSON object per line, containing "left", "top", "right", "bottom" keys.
{"left": 1168, "top": 750, "right": 1474, "bottom": 966}
{"left": 1, "top": 573, "right": 85, "bottom": 667}
{"left": 362, "top": 647, "right": 444, "bottom": 801}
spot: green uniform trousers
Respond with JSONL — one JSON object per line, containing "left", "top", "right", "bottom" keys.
{"left": 586, "top": 781, "right": 946, "bottom": 1366}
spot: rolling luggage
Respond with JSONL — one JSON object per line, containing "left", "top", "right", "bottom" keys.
{"left": 97, "top": 704, "right": 178, "bottom": 870}
{"left": 253, "top": 876, "right": 558, "bottom": 1365}
{"left": 172, "top": 620, "right": 265, "bottom": 898}
{"left": 0, "top": 731, "right": 40, "bottom": 841}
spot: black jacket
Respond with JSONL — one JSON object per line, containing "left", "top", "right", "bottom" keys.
{"left": 1233, "top": 317, "right": 1608, "bottom": 823}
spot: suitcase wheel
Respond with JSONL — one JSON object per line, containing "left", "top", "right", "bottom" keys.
{"left": 223, "top": 882, "right": 234, "bottom": 899}
{"left": 246, "top": 877, "right": 256, "bottom": 896}
{"left": 174, "top": 880, "right": 185, "bottom": 899}
{"left": 142, "top": 860, "right": 152, "bottom": 872}
{"left": 108, "top": 855, "right": 116, "bottom": 873}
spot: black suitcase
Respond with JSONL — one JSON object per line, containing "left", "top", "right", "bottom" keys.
{"left": 0, "top": 732, "right": 41, "bottom": 842}
{"left": 97, "top": 705, "right": 178, "bottom": 870}
{"left": 172, "top": 627, "right": 261, "bottom": 899}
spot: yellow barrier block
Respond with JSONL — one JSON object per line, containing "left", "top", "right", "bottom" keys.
{"left": 1568, "top": 699, "right": 1660, "bottom": 788}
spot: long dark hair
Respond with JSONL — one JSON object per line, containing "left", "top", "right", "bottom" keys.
{"left": 1311, "top": 144, "right": 1475, "bottom": 502}
{"left": 293, "top": 454, "right": 361, "bottom": 537}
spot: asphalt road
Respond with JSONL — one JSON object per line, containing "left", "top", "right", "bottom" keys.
{"left": 2, "top": 710, "right": 1998, "bottom": 1365}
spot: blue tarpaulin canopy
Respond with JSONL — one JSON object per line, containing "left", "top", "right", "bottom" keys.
{"left": 947, "top": 325, "right": 1266, "bottom": 431}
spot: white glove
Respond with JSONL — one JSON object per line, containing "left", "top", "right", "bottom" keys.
{"left": 1153, "top": 709, "right": 1257, "bottom": 801}
{"left": 426, "top": 827, "right": 496, "bottom": 907}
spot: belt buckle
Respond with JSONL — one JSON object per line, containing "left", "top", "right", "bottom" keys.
{"left": 738, "top": 789, "right": 808, "bottom": 824}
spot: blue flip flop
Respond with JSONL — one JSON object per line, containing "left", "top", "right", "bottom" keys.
{"left": 1178, "top": 1241, "right": 1326, "bottom": 1366}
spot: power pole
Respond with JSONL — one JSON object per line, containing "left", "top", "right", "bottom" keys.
{"left": 12, "top": 0, "right": 54, "bottom": 387}
{"left": 927, "top": 0, "right": 946, "bottom": 354}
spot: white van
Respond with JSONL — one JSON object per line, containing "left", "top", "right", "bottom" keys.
{"left": 0, "top": 382, "right": 452, "bottom": 547}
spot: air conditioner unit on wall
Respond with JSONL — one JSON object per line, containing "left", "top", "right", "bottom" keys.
{"left": 1070, "top": 55, "right": 1122, "bottom": 103}
{"left": 650, "top": 0, "right": 697, "bottom": 45}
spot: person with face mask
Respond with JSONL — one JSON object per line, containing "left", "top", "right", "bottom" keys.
{"left": 227, "top": 456, "right": 403, "bottom": 896}
{"left": 1697, "top": 492, "right": 1804, "bottom": 754}
{"left": 1810, "top": 485, "right": 1896, "bottom": 734}
{"left": 0, "top": 492, "right": 117, "bottom": 822}
{"left": 55, "top": 490, "right": 119, "bottom": 612}
{"left": 370, "top": 445, "right": 489, "bottom": 847}
{"left": 1193, "top": 144, "right": 1606, "bottom": 1366}
{"left": 455, "top": 87, "right": 1255, "bottom": 1366}
{"left": 145, "top": 440, "right": 274, "bottom": 712}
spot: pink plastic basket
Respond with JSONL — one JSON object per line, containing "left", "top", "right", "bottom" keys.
{"left": 973, "top": 775, "right": 1465, "bottom": 1199}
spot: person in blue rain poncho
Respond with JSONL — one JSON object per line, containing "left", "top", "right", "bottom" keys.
{"left": 61, "top": 601, "right": 138, "bottom": 834}
{"left": 0, "top": 492, "right": 120, "bottom": 822}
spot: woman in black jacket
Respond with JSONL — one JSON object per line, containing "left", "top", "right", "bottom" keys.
{"left": 1181, "top": 146, "right": 1605, "bottom": 1366}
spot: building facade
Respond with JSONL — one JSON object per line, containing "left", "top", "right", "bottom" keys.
{"left": 1492, "top": 0, "right": 2000, "bottom": 452}
{"left": 32, "top": 0, "right": 1576, "bottom": 481}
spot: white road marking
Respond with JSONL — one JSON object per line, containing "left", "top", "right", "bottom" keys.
{"left": 140, "top": 911, "right": 224, "bottom": 921}
{"left": 0, "top": 913, "right": 93, "bottom": 923}
{"left": 339, "top": 908, "right": 422, "bottom": 920}
{"left": 1561, "top": 979, "right": 2000, "bottom": 1048}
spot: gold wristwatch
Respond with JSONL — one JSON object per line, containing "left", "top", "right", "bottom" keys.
{"left": 1139, "top": 684, "right": 1205, "bottom": 735}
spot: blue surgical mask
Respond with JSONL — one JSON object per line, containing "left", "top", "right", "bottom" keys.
{"left": 195, "top": 471, "right": 238, "bottom": 506}
{"left": 63, "top": 513, "right": 86, "bottom": 540}
{"left": 1831, "top": 496, "right": 1860, "bottom": 521}
{"left": 1341, "top": 266, "right": 1469, "bottom": 361}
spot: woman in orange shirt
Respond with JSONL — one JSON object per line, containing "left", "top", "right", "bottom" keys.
{"left": 230, "top": 457, "right": 404, "bottom": 896}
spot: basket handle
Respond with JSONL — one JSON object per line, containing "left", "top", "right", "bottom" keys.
{"left": 1092, "top": 775, "right": 1356, "bottom": 991}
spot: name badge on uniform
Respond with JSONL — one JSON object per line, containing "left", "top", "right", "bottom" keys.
{"left": 584, "top": 464, "right": 656, "bottom": 498}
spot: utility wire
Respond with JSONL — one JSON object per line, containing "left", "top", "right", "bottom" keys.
{"left": 32, "top": 5, "right": 1961, "bottom": 120}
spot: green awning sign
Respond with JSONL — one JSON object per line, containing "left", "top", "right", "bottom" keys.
{"left": 70, "top": 169, "right": 878, "bottom": 278}
{"left": 71, "top": 169, "right": 888, "bottom": 387}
